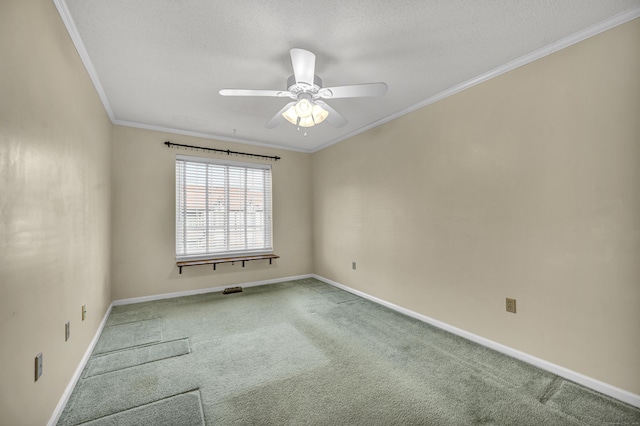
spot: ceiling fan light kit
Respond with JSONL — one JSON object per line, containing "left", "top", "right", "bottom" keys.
{"left": 219, "top": 48, "right": 388, "bottom": 131}
{"left": 282, "top": 93, "right": 329, "bottom": 127}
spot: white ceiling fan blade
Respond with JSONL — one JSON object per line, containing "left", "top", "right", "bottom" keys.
{"left": 318, "top": 82, "right": 388, "bottom": 99}
{"left": 265, "top": 102, "right": 295, "bottom": 129}
{"left": 220, "top": 89, "right": 291, "bottom": 97}
{"left": 290, "top": 48, "right": 316, "bottom": 86}
{"left": 316, "top": 101, "right": 348, "bottom": 128}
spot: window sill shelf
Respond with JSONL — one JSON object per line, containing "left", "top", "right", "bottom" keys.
{"left": 176, "top": 254, "right": 279, "bottom": 274}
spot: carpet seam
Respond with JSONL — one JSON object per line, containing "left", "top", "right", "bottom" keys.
{"left": 102, "top": 317, "right": 161, "bottom": 328}
{"left": 335, "top": 297, "right": 364, "bottom": 304}
{"left": 93, "top": 319, "right": 164, "bottom": 355}
{"left": 75, "top": 388, "right": 203, "bottom": 426}
{"left": 90, "top": 337, "right": 190, "bottom": 358}
{"left": 195, "top": 389, "right": 207, "bottom": 426}
{"left": 539, "top": 376, "right": 564, "bottom": 404}
{"left": 84, "top": 338, "right": 192, "bottom": 379}
{"left": 104, "top": 316, "right": 162, "bottom": 327}
{"left": 91, "top": 337, "right": 164, "bottom": 356}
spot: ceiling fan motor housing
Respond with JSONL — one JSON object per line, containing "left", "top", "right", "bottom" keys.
{"left": 287, "top": 74, "right": 323, "bottom": 97}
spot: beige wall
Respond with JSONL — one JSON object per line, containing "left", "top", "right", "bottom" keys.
{"left": 1, "top": 2, "right": 638, "bottom": 422}
{"left": 0, "top": 0, "right": 113, "bottom": 424}
{"left": 110, "top": 126, "right": 313, "bottom": 300}
{"left": 312, "top": 19, "right": 640, "bottom": 394}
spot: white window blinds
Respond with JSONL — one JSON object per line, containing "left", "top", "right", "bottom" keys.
{"left": 175, "top": 155, "right": 273, "bottom": 260}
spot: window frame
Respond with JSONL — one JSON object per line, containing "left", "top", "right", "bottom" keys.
{"left": 175, "top": 154, "right": 273, "bottom": 261}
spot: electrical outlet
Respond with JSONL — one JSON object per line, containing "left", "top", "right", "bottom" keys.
{"left": 65, "top": 321, "right": 70, "bottom": 341}
{"left": 82, "top": 305, "right": 86, "bottom": 321}
{"left": 35, "top": 353, "right": 43, "bottom": 381}
{"left": 352, "top": 261, "right": 356, "bottom": 270}
{"left": 506, "top": 298, "right": 517, "bottom": 314}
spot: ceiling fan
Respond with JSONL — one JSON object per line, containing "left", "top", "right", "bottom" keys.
{"left": 219, "top": 48, "right": 388, "bottom": 130}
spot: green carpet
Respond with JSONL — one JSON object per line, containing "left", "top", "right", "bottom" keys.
{"left": 57, "top": 278, "right": 640, "bottom": 425}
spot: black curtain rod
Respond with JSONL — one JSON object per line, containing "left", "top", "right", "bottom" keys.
{"left": 164, "top": 141, "right": 280, "bottom": 161}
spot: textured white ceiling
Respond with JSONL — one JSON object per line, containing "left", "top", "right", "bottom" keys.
{"left": 56, "top": 0, "right": 640, "bottom": 152}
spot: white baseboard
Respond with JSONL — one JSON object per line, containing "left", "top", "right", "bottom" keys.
{"left": 113, "top": 274, "right": 313, "bottom": 306}
{"left": 312, "top": 274, "right": 640, "bottom": 409}
{"left": 48, "top": 302, "right": 114, "bottom": 426}
{"left": 47, "top": 272, "right": 639, "bottom": 423}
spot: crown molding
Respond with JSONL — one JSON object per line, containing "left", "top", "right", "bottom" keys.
{"left": 112, "top": 119, "right": 313, "bottom": 153}
{"left": 312, "top": 8, "right": 640, "bottom": 153}
{"left": 54, "top": 0, "right": 639, "bottom": 154}
{"left": 53, "top": 0, "right": 115, "bottom": 122}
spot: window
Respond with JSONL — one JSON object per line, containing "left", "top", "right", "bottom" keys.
{"left": 175, "top": 155, "right": 272, "bottom": 260}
